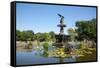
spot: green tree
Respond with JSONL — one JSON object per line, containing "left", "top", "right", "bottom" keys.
{"left": 68, "top": 28, "right": 77, "bottom": 41}
{"left": 34, "top": 32, "right": 41, "bottom": 41}
{"left": 75, "top": 18, "right": 96, "bottom": 42}
{"left": 16, "top": 30, "right": 34, "bottom": 41}
{"left": 49, "top": 31, "right": 55, "bottom": 41}
{"left": 42, "top": 42, "right": 49, "bottom": 57}
{"left": 16, "top": 30, "right": 21, "bottom": 41}
{"left": 42, "top": 33, "right": 51, "bottom": 41}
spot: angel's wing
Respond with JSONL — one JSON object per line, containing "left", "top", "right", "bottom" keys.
{"left": 57, "top": 14, "right": 62, "bottom": 17}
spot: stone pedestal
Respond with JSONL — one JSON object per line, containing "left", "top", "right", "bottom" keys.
{"left": 53, "top": 34, "right": 70, "bottom": 47}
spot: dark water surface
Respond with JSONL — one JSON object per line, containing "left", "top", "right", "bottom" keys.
{"left": 16, "top": 50, "right": 76, "bottom": 65}
{"left": 16, "top": 43, "right": 96, "bottom": 65}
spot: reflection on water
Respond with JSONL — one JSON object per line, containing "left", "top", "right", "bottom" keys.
{"left": 16, "top": 43, "right": 96, "bottom": 65}
{"left": 16, "top": 51, "right": 76, "bottom": 65}
{"left": 16, "top": 44, "right": 76, "bottom": 65}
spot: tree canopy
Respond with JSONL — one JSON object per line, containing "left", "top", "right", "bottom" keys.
{"left": 68, "top": 28, "right": 78, "bottom": 41}
{"left": 16, "top": 30, "right": 34, "bottom": 41}
{"left": 75, "top": 18, "right": 96, "bottom": 42}
{"left": 16, "top": 30, "right": 54, "bottom": 42}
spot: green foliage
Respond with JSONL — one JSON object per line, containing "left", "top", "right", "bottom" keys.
{"left": 16, "top": 30, "right": 34, "bottom": 41}
{"left": 34, "top": 32, "right": 51, "bottom": 42}
{"left": 16, "top": 30, "right": 54, "bottom": 42}
{"left": 49, "top": 48, "right": 68, "bottom": 58}
{"left": 75, "top": 48, "right": 96, "bottom": 61}
{"left": 42, "top": 42, "right": 49, "bottom": 57}
{"left": 34, "top": 33, "right": 41, "bottom": 41}
{"left": 68, "top": 28, "right": 78, "bottom": 41}
{"left": 42, "top": 51, "right": 49, "bottom": 57}
{"left": 16, "top": 30, "right": 21, "bottom": 41}
{"left": 79, "top": 41, "right": 85, "bottom": 49}
{"left": 43, "top": 33, "right": 51, "bottom": 41}
{"left": 49, "top": 31, "right": 55, "bottom": 40}
{"left": 75, "top": 18, "right": 96, "bottom": 42}
{"left": 43, "top": 42, "right": 49, "bottom": 51}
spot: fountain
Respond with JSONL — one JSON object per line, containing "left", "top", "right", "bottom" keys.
{"left": 53, "top": 14, "right": 70, "bottom": 47}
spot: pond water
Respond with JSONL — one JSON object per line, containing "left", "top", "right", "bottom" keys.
{"left": 16, "top": 51, "right": 76, "bottom": 65}
{"left": 16, "top": 44, "right": 76, "bottom": 65}
{"left": 16, "top": 43, "right": 96, "bottom": 65}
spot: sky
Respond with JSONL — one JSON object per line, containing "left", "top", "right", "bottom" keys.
{"left": 16, "top": 3, "right": 96, "bottom": 35}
